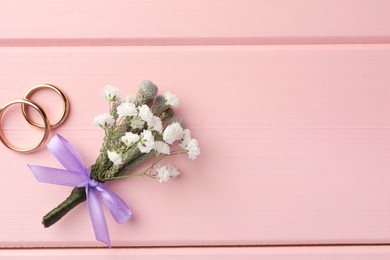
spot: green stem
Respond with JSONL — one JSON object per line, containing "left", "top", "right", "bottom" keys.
{"left": 42, "top": 187, "right": 86, "bottom": 228}
{"left": 104, "top": 172, "right": 146, "bottom": 181}
{"left": 104, "top": 152, "right": 186, "bottom": 181}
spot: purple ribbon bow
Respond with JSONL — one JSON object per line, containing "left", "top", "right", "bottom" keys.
{"left": 28, "top": 134, "right": 132, "bottom": 247}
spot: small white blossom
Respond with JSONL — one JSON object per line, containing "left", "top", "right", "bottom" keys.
{"left": 121, "top": 132, "right": 140, "bottom": 147}
{"left": 185, "top": 139, "right": 200, "bottom": 160}
{"left": 164, "top": 92, "right": 179, "bottom": 107}
{"left": 153, "top": 141, "right": 170, "bottom": 155}
{"left": 137, "top": 130, "right": 155, "bottom": 153}
{"left": 107, "top": 150, "right": 122, "bottom": 166}
{"left": 138, "top": 105, "right": 153, "bottom": 123}
{"left": 148, "top": 116, "right": 163, "bottom": 133}
{"left": 179, "top": 129, "right": 191, "bottom": 148}
{"left": 117, "top": 102, "right": 138, "bottom": 117}
{"left": 163, "top": 122, "right": 184, "bottom": 144}
{"left": 156, "top": 165, "right": 180, "bottom": 183}
{"left": 101, "top": 85, "right": 121, "bottom": 101}
{"left": 93, "top": 113, "right": 115, "bottom": 128}
{"left": 131, "top": 119, "right": 145, "bottom": 129}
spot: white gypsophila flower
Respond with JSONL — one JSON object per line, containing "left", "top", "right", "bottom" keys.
{"left": 185, "top": 139, "right": 200, "bottom": 160}
{"left": 93, "top": 113, "right": 115, "bottom": 128}
{"left": 138, "top": 104, "right": 153, "bottom": 123}
{"left": 101, "top": 85, "right": 121, "bottom": 101}
{"left": 148, "top": 116, "right": 163, "bottom": 133}
{"left": 163, "top": 122, "right": 184, "bottom": 144}
{"left": 121, "top": 132, "right": 140, "bottom": 147}
{"left": 107, "top": 150, "right": 123, "bottom": 166}
{"left": 179, "top": 129, "right": 191, "bottom": 148}
{"left": 164, "top": 91, "right": 180, "bottom": 107}
{"left": 131, "top": 119, "right": 145, "bottom": 129}
{"left": 153, "top": 141, "right": 170, "bottom": 155}
{"left": 156, "top": 165, "right": 180, "bottom": 183}
{"left": 117, "top": 102, "right": 138, "bottom": 117}
{"left": 137, "top": 129, "right": 155, "bottom": 153}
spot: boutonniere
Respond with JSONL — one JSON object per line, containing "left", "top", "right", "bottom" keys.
{"left": 28, "top": 80, "right": 200, "bottom": 247}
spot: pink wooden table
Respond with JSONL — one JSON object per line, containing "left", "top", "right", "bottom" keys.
{"left": 0, "top": 0, "right": 390, "bottom": 258}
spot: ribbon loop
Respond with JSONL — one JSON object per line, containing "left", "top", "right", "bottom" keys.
{"left": 47, "top": 135, "right": 86, "bottom": 173}
{"left": 28, "top": 165, "right": 89, "bottom": 187}
{"left": 97, "top": 184, "right": 132, "bottom": 224}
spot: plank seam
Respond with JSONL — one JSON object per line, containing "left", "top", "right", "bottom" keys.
{"left": 0, "top": 37, "right": 390, "bottom": 47}
{"left": 3, "top": 243, "right": 390, "bottom": 250}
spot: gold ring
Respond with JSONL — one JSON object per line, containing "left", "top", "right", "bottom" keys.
{"left": 0, "top": 99, "right": 50, "bottom": 153}
{"left": 22, "top": 84, "right": 70, "bottom": 129}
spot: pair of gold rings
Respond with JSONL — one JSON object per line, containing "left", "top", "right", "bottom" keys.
{"left": 0, "top": 84, "right": 69, "bottom": 153}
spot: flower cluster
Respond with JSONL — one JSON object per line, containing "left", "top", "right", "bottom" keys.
{"left": 92, "top": 81, "right": 200, "bottom": 183}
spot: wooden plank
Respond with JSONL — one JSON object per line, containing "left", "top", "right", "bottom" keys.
{"left": 1, "top": 246, "right": 390, "bottom": 259}
{"left": 0, "top": 45, "right": 389, "bottom": 247}
{"left": 0, "top": 1, "right": 389, "bottom": 45}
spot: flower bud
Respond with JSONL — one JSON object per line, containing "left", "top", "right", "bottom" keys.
{"left": 167, "top": 116, "right": 185, "bottom": 128}
{"left": 151, "top": 95, "right": 169, "bottom": 115}
{"left": 159, "top": 107, "right": 174, "bottom": 122}
{"left": 135, "top": 80, "right": 158, "bottom": 106}
{"left": 110, "top": 99, "right": 122, "bottom": 119}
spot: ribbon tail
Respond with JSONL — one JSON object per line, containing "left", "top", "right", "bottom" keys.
{"left": 97, "top": 185, "right": 132, "bottom": 224}
{"left": 86, "top": 186, "right": 111, "bottom": 247}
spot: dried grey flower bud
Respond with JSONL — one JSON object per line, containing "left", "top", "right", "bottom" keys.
{"left": 159, "top": 107, "right": 174, "bottom": 122}
{"left": 135, "top": 80, "right": 158, "bottom": 106}
{"left": 151, "top": 95, "right": 169, "bottom": 116}
{"left": 110, "top": 99, "right": 122, "bottom": 120}
{"left": 167, "top": 116, "right": 185, "bottom": 128}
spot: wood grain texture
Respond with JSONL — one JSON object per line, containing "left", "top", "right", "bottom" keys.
{"left": 1, "top": 246, "right": 390, "bottom": 259}
{"left": 0, "top": 0, "right": 389, "bottom": 45}
{"left": 0, "top": 45, "right": 389, "bottom": 247}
